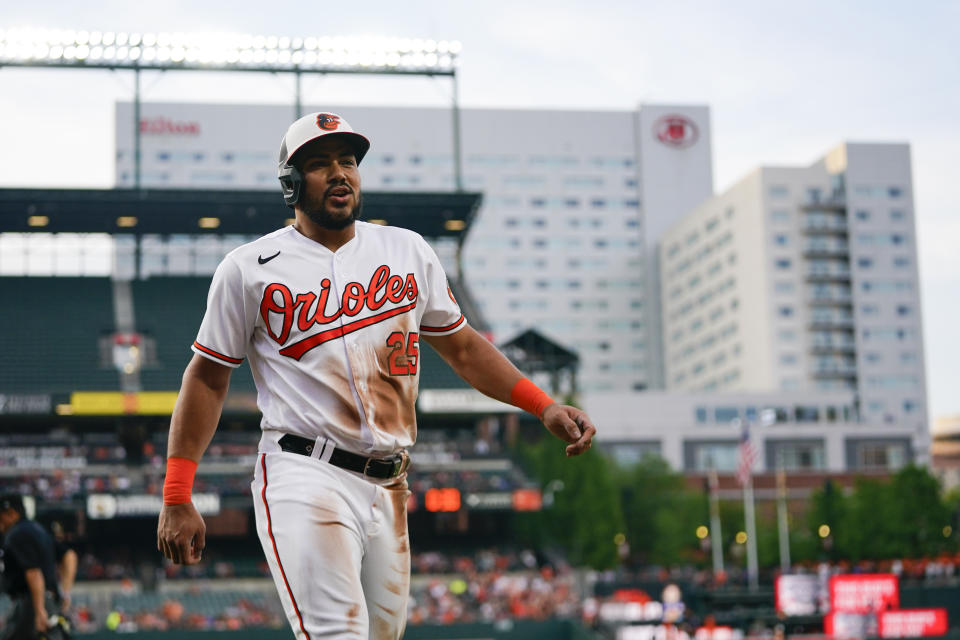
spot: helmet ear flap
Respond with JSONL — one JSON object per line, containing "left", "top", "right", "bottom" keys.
{"left": 279, "top": 164, "right": 304, "bottom": 208}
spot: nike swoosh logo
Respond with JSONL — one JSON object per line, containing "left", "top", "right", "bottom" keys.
{"left": 258, "top": 250, "right": 281, "bottom": 265}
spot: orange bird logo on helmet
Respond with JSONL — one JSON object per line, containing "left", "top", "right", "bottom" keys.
{"left": 316, "top": 114, "right": 341, "bottom": 131}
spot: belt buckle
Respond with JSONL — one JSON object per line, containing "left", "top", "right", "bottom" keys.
{"left": 363, "top": 452, "right": 408, "bottom": 478}
{"left": 389, "top": 456, "right": 403, "bottom": 478}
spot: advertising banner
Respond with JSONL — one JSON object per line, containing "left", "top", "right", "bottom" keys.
{"left": 829, "top": 573, "right": 899, "bottom": 612}
{"left": 775, "top": 574, "right": 824, "bottom": 616}
{"left": 877, "top": 609, "right": 948, "bottom": 638}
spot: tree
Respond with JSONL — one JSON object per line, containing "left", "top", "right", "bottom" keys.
{"left": 514, "top": 437, "right": 625, "bottom": 569}
{"left": 618, "top": 456, "right": 705, "bottom": 566}
{"left": 886, "top": 465, "right": 952, "bottom": 556}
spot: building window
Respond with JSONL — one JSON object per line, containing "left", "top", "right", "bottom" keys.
{"left": 888, "top": 187, "right": 903, "bottom": 198}
{"left": 780, "top": 353, "right": 798, "bottom": 365}
{"left": 855, "top": 210, "right": 870, "bottom": 220}
{"left": 771, "top": 209, "right": 790, "bottom": 222}
{"left": 857, "top": 257, "right": 873, "bottom": 268}
{"left": 714, "top": 407, "right": 740, "bottom": 423}
{"left": 688, "top": 442, "right": 739, "bottom": 472}
{"left": 893, "top": 256, "right": 910, "bottom": 268}
{"left": 890, "top": 209, "right": 905, "bottom": 221}
{"left": 896, "top": 305, "right": 911, "bottom": 316}
{"left": 769, "top": 185, "right": 789, "bottom": 199}
{"left": 855, "top": 441, "right": 908, "bottom": 470}
{"left": 774, "top": 234, "right": 789, "bottom": 246}
{"left": 772, "top": 441, "right": 825, "bottom": 470}
{"left": 775, "top": 258, "right": 792, "bottom": 270}
{"left": 774, "top": 281, "right": 795, "bottom": 294}
{"left": 778, "top": 306, "right": 794, "bottom": 317}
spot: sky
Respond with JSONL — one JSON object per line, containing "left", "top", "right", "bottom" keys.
{"left": 0, "top": 0, "right": 957, "bottom": 424}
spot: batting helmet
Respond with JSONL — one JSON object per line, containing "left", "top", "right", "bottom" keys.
{"left": 277, "top": 112, "right": 371, "bottom": 208}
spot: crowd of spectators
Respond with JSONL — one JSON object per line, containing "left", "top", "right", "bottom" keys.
{"left": 0, "top": 425, "right": 521, "bottom": 501}
{"left": 95, "top": 595, "right": 283, "bottom": 632}
{"left": 409, "top": 564, "right": 580, "bottom": 625}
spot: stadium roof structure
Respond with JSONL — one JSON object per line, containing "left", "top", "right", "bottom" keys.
{"left": 0, "top": 188, "right": 482, "bottom": 238}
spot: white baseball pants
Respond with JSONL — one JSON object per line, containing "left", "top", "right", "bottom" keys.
{"left": 251, "top": 435, "right": 411, "bottom": 639}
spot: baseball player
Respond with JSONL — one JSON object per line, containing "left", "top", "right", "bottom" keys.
{"left": 156, "top": 111, "right": 597, "bottom": 640}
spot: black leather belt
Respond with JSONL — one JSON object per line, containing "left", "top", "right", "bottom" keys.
{"left": 277, "top": 434, "right": 409, "bottom": 479}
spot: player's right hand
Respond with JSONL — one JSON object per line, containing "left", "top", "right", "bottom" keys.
{"left": 157, "top": 502, "right": 206, "bottom": 565}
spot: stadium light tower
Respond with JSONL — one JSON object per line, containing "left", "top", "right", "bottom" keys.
{"left": 0, "top": 29, "right": 465, "bottom": 190}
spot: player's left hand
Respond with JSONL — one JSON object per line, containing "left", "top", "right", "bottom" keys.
{"left": 541, "top": 404, "right": 596, "bottom": 457}
{"left": 34, "top": 606, "right": 49, "bottom": 633}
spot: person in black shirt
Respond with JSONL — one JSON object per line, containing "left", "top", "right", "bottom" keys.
{"left": 0, "top": 494, "right": 70, "bottom": 640}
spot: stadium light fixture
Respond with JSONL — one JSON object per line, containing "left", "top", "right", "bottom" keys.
{"left": 0, "top": 28, "right": 460, "bottom": 74}
{"left": 0, "top": 28, "right": 466, "bottom": 191}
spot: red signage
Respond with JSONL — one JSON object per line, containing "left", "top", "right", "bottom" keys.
{"left": 140, "top": 117, "right": 201, "bottom": 135}
{"left": 829, "top": 573, "right": 899, "bottom": 612}
{"left": 653, "top": 115, "right": 699, "bottom": 149}
{"left": 512, "top": 488, "right": 542, "bottom": 511}
{"left": 878, "top": 609, "right": 949, "bottom": 638}
{"left": 424, "top": 488, "right": 460, "bottom": 512}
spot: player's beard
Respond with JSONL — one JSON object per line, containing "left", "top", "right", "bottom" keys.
{"left": 302, "top": 190, "right": 363, "bottom": 230}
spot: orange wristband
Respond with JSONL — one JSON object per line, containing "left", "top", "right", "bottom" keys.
{"left": 163, "top": 457, "right": 198, "bottom": 505}
{"left": 510, "top": 378, "right": 555, "bottom": 419}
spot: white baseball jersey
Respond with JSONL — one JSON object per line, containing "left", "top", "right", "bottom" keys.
{"left": 192, "top": 221, "right": 466, "bottom": 455}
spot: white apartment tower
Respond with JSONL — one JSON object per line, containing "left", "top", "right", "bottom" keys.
{"left": 659, "top": 143, "right": 927, "bottom": 433}
{"left": 115, "top": 102, "right": 714, "bottom": 393}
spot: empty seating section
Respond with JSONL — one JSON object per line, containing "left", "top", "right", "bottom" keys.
{"left": 132, "top": 277, "right": 255, "bottom": 392}
{"left": 0, "top": 277, "right": 117, "bottom": 393}
{"left": 419, "top": 341, "right": 469, "bottom": 389}
{"left": 0, "top": 274, "right": 456, "bottom": 395}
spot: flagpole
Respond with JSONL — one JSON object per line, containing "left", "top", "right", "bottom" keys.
{"left": 735, "top": 417, "right": 759, "bottom": 592}
{"left": 709, "top": 468, "right": 724, "bottom": 576}
{"left": 743, "top": 470, "right": 759, "bottom": 590}
{"left": 776, "top": 455, "right": 791, "bottom": 573}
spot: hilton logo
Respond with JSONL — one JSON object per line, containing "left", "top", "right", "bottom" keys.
{"left": 653, "top": 115, "right": 699, "bottom": 149}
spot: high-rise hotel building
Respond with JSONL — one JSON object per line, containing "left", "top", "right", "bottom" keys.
{"left": 115, "top": 102, "right": 714, "bottom": 394}
{"left": 658, "top": 143, "right": 927, "bottom": 431}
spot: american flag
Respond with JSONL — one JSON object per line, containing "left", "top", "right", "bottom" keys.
{"left": 737, "top": 422, "right": 759, "bottom": 487}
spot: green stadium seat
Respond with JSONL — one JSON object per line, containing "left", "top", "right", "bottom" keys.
{"left": 0, "top": 277, "right": 118, "bottom": 393}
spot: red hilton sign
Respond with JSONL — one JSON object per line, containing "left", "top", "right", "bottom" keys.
{"left": 139, "top": 117, "right": 200, "bottom": 135}
{"left": 653, "top": 114, "right": 699, "bottom": 148}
